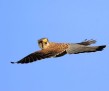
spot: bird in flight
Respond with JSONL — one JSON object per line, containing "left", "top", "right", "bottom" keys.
{"left": 11, "top": 38, "right": 106, "bottom": 64}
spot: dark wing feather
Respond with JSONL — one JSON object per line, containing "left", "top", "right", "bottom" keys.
{"left": 11, "top": 49, "right": 55, "bottom": 64}
{"left": 55, "top": 50, "right": 67, "bottom": 57}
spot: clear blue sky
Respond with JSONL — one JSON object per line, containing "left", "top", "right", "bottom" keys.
{"left": 0, "top": 0, "right": 109, "bottom": 91}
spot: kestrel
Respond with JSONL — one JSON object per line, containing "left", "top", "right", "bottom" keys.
{"left": 11, "top": 38, "right": 106, "bottom": 64}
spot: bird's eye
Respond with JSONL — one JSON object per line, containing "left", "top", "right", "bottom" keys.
{"left": 45, "top": 42, "right": 47, "bottom": 44}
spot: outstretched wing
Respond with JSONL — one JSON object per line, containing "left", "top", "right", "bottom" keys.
{"left": 11, "top": 49, "right": 57, "bottom": 64}
{"left": 11, "top": 43, "right": 68, "bottom": 64}
{"left": 66, "top": 44, "right": 106, "bottom": 54}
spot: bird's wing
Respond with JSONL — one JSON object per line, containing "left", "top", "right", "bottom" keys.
{"left": 77, "top": 39, "right": 96, "bottom": 46}
{"left": 11, "top": 49, "right": 58, "bottom": 64}
{"left": 11, "top": 43, "right": 68, "bottom": 64}
{"left": 66, "top": 44, "right": 106, "bottom": 54}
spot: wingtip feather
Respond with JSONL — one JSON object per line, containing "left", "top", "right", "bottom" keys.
{"left": 96, "top": 45, "right": 106, "bottom": 51}
{"left": 11, "top": 62, "right": 16, "bottom": 64}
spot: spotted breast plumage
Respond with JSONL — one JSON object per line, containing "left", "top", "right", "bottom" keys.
{"left": 11, "top": 38, "right": 106, "bottom": 64}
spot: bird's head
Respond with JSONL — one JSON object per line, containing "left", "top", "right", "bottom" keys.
{"left": 38, "top": 38, "right": 50, "bottom": 49}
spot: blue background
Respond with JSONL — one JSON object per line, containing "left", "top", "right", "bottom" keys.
{"left": 0, "top": 0, "right": 109, "bottom": 91}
